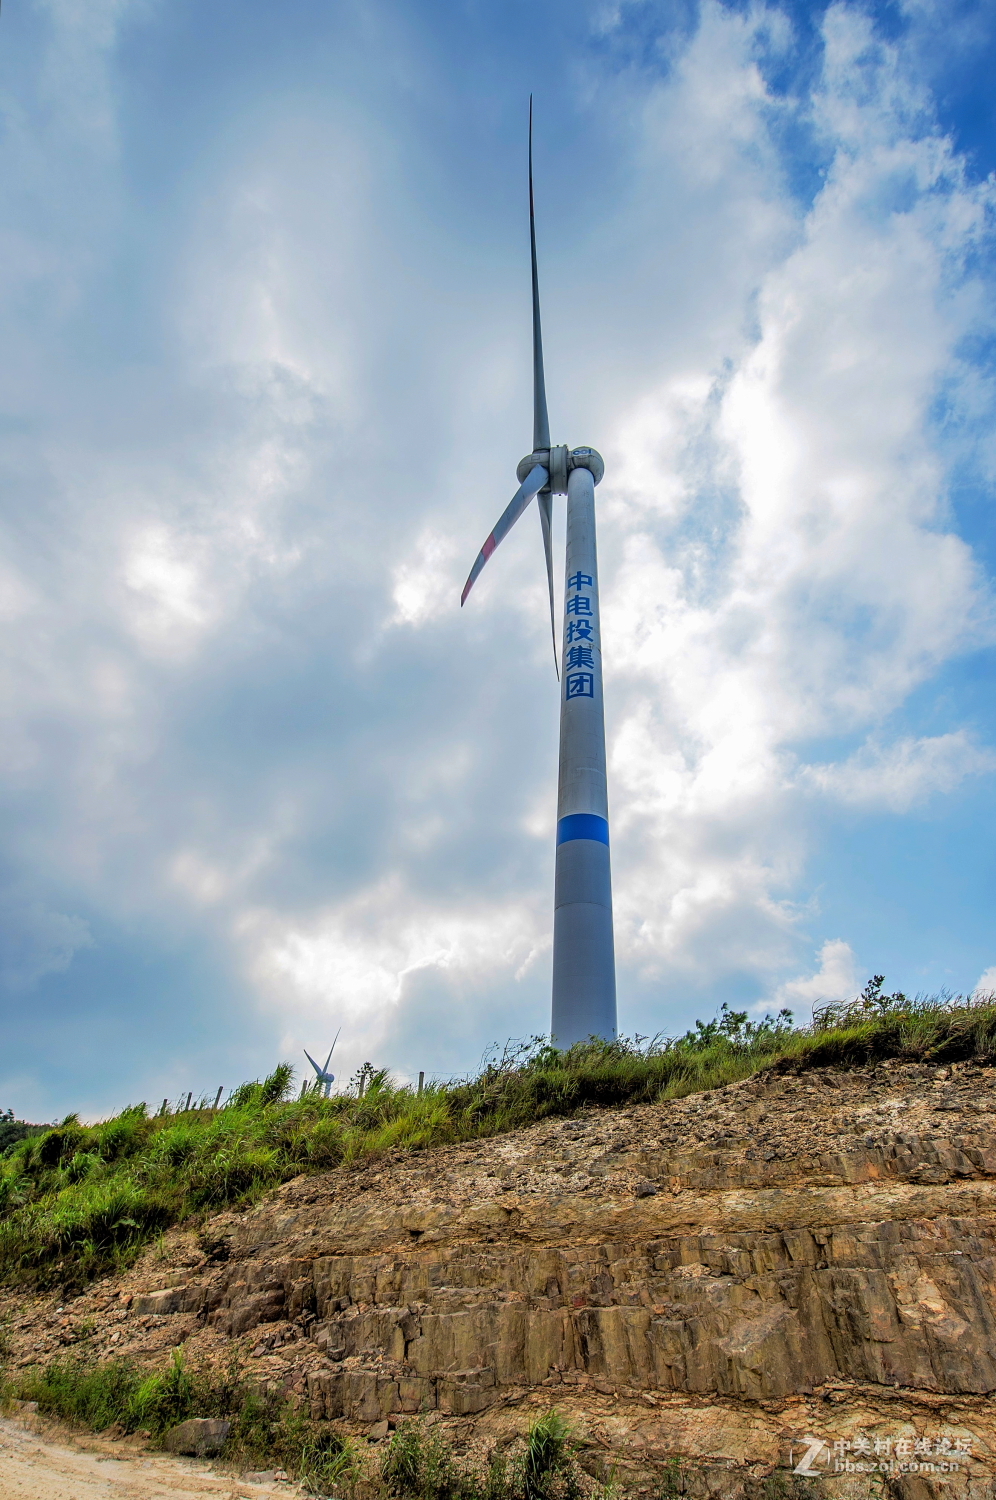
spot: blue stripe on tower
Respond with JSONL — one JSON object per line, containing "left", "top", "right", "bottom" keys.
{"left": 556, "top": 813, "right": 609, "bottom": 846}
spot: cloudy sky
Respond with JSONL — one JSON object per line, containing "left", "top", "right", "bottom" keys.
{"left": 1, "top": 0, "right": 995, "bottom": 1119}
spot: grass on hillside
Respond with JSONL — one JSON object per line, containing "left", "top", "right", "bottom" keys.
{"left": 2, "top": 981, "right": 995, "bottom": 1291}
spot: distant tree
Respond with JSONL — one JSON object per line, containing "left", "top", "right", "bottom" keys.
{"left": 0, "top": 1107, "right": 47, "bottom": 1156}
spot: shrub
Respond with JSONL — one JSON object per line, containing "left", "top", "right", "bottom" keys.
{"left": 4, "top": 1355, "right": 143, "bottom": 1432}
{"left": 381, "top": 1414, "right": 585, "bottom": 1500}
{"left": 28, "top": 1122, "right": 87, "bottom": 1171}
{"left": 95, "top": 1106, "right": 152, "bottom": 1163}
{"left": 148, "top": 1126, "right": 200, "bottom": 1168}
{"left": 228, "top": 1064, "right": 295, "bottom": 1112}
{"left": 3, "top": 986, "right": 996, "bottom": 1288}
{"left": 62, "top": 1152, "right": 101, "bottom": 1185}
{"left": 130, "top": 1347, "right": 198, "bottom": 1431}
{"left": 0, "top": 1108, "right": 46, "bottom": 1157}
{"left": 523, "top": 1410, "right": 579, "bottom": 1500}
{"left": 1, "top": 1347, "right": 354, "bottom": 1490}
{"left": 382, "top": 1418, "right": 470, "bottom": 1500}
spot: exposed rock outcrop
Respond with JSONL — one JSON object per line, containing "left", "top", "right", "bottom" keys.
{"left": 6, "top": 1060, "right": 996, "bottom": 1496}
{"left": 161, "top": 1416, "right": 231, "bottom": 1456}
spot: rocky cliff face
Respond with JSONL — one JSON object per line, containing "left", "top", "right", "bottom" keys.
{"left": 6, "top": 1060, "right": 996, "bottom": 1497}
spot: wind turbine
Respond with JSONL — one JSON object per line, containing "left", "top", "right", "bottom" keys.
{"left": 461, "top": 102, "right": 616, "bottom": 1049}
{"left": 304, "top": 1030, "right": 340, "bottom": 1097}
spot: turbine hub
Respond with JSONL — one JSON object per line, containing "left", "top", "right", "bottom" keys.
{"left": 517, "top": 449, "right": 550, "bottom": 485}
{"left": 516, "top": 445, "right": 602, "bottom": 493}
{"left": 547, "top": 445, "right": 570, "bottom": 493}
{"left": 569, "top": 447, "right": 604, "bottom": 485}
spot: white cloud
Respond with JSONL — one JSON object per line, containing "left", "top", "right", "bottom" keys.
{"left": 123, "top": 526, "right": 216, "bottom": 652}
{"left": 974, "top": 968, "right": 996, "bottom": 999}
{"left": 802, "top": 732, "right": 996, "bottom": 810}
{"left": 595, "top": 0, "right": 996, "bottom": 996}
{"left": 2, "top": 0, "right": 996, "bottom": 1112}
{"left": 768, "top": 939, "right": 860, "bottom": 1018}
{"left": 389, "top": 530, "right": 460, "bottom": 628}
{"left": 243, "top": 882, "right": 548, "bottom": 1081}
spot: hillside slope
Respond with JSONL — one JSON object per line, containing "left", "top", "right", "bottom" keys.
{"left": 4, "top": 1058, "right": 996, "bottom": 1497}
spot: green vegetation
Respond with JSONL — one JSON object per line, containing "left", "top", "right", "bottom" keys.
{"left": 381, "top": 1410, "right": 584, "bottom": 1500}
{"left": 1, "top": 1350, "right": 588, "bottom": 1500}
{"left": 2, "top": 984, "right": 994, "bottom": 1290}
{"left": 0, "top": 1107, "right": 47, "bottom": 1156}
{"left": 0, "top": 1347, "right": 354, "bottom": 1492}
{"left": 521, "top": 1409, "right": 582, "bottom": 1500}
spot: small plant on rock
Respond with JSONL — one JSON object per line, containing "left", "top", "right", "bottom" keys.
{"left": 656, "top": 1459, "right": 687, "bottom": 1498}
{"left": 382, "top": 1419, "right": 471, "bottom": 1500}
{"left": 522, "top": 1411, "right": 581, "bottom": 1500}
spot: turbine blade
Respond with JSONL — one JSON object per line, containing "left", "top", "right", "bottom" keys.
{"left": 537, "top": 491, "right": 558, "bottom": 676}
{"left": 529, "top": 97, "right": 550, "bottom": 453}
{"left": 303, "top": 1049, "right": 321, "bottom": 1076}
{"left": 461, "top": 463, "right": 548, "bottom": 606}
{"left": 327, "top": 1027, "right": 341, "bottom": 1058}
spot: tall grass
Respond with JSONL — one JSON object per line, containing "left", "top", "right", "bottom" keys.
{"left": 0, "top": 1348, "right": 354, "bottom": 1491}
{"left": 1, "top": 1348, "right": 588, "bottom": 1500}
{"left": 381, "top": 1411, "right": 584, "bottom": 1500}
{"left": 2, "top": 987, "right": 994, "bottom": 1290}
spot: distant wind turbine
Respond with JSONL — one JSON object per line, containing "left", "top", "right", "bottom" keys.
{"left": 461, "top": 101, "right": 617, "bottom": 1049}
{"left": 304, "top": 1031, "right": 340, "bottom": 1097}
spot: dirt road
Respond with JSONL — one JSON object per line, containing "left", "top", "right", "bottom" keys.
{"left": 0, "top": 1414, "right": 300, "bottom": 1500}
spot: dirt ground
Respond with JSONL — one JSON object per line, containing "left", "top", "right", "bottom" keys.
{"left": 0, "top": 1411, "right": 302, "bottom": 1500}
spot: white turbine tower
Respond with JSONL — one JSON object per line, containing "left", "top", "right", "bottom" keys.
{"left": 304, "top": 1031, "right": 340, "bottom": 1097}
{"left": 461, "top": 103, "right": 616, "bottom": 1049}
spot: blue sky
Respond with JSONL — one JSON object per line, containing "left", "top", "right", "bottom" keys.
{"left": 1, "top": 0, "right": 995, "bottom": 1119}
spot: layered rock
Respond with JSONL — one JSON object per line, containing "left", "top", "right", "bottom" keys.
{"left": 6, "top": 1059, "right": 996, "bottom": 1496}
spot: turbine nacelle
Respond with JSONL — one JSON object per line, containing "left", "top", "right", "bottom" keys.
{"left": 516, "top": 446, "right": 605, "bottom": 493}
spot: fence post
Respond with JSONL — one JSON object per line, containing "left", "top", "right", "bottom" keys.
{"left": 418, "top": 1071, "right": 424, "bottom": 1095}
{"left": 213, "top": 1086, "right": 223, "bottom": 1109}
{"left": 185, "top": 1091, "right": 193, "bottom": 1112}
